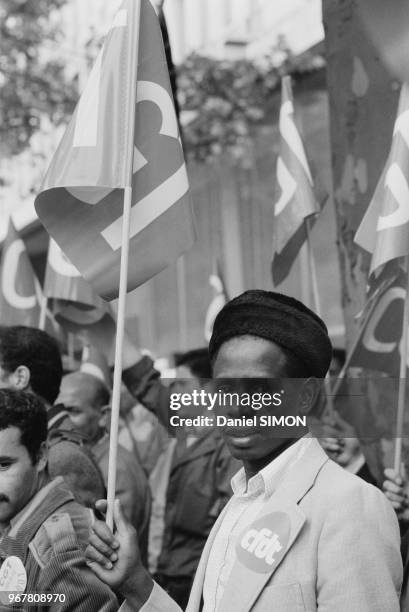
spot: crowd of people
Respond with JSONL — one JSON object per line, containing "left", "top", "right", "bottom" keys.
{"left": 0, "top": 289, "right": 408, "bottom": 610}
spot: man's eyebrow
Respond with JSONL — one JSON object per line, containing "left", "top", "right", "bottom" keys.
{"left": 0, "top": 456, "right": 17, "bottom": 462}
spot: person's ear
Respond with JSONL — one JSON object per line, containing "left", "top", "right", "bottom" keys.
{"left": 9, "top": 365, "right": 31, "bottom": 391}
{"left": 298, "top": 378, "right": 321, "bottom": 415}
{"left": 36, "top": 441, "right": 48, "bottom": 473}
{"left": 98, "top": 409, "right": 111, "bottom": 432}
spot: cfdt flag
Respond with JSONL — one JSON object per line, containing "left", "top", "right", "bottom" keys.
{"left": 272, "top": 76, "right": 320, "bottom": 286}
{"left": 355, "top": 85, "right": 409, "bottom": 275}
{"left": 348, "top": 269, "right": 407, "bottom": 374}
{"left": 204, "top": 260, "right": 228, "bottom": 342}
{"left": 35, "top": 0, "right": 194, "bottom": 301}
{"left": 0, "top": 219, "right": 40, "bottom": 326}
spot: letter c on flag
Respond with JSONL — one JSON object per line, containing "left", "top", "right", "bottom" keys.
{"left": 48, "top": 239, "right": 81, "bottom": 278}
{"left": 2, "top": 241, "right": 36, "bottom": 310}
{"left": 362, "top": 286, "right": 405, "bottom": 353}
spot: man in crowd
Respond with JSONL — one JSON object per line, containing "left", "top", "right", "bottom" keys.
{"left": 0, "top": 388, "right": 119, "bottom": 610}
{"left": 57, "top": 370, "right": 151, "bottom": 565}
{"left": 0, "top": 325, "right": 105, "bottom": 506}
{"left": 86, "top": 290, "right": 402, "bottom": 611}
{"left": 108, "top": 343, "right": 238, "bottom": 606}
{"left": 319, "top": 349, "right": 378, "bottom": 486}
{"left": 152, "top": 349, "right": 239, "bottom": 608}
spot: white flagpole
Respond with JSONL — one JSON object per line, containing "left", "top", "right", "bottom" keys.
{"left": 299, "top": 243, "right": 311, "bottom": 307}
{"left": 305, "top": 218, "right": 335, "bottom": 418}
{"left": 67, "top": 332, "right": 76, "bottom": 370}
{"left": 394, "top": 255, "right": 409, "bottom": 471}
{"left": 38, "top": 295, "right": 48, "bottom": 331}
{"left": 38, "top": 239, "right": 51, "bottom": 331}
{"left": 177, "top": 256, "right": 188, "bottom": 350}
{"left": 330, "top": 293, "right": 380, "bottom": 398}
{"left": 106, "top": 0, "right": 141, "bottom": 530}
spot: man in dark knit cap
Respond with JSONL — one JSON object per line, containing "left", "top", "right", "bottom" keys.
{"left": 86, "top": 290, "right": 402, "bottom": 611}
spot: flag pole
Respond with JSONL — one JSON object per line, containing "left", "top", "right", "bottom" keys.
{"left": 331, "top": 291, "right": 382, "bottom": 398}
{"left": 394, "top": 255, "right": 409, "bottom": 472}
{"left": 38, "top": 295, "right": 48, "bottom": 331}
{"left": 67, "top": 332, "right": 76, "bottom": 370}
{"left": 177, "top": 255, "right": 188, "bottom": 351}
{"left": 305, "top": 218, "right": 335, "bottom": 418}
{"left": 106, "top": 0, "right": 141, "bottom": 530}
{"left": 299, "top": 243, "right": 311, "bottom": 307}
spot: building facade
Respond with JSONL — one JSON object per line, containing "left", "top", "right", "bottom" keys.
{"left": 0, "top": 0, "right": 344, "bottom": 355}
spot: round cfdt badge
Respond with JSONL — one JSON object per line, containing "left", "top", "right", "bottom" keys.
{"left": 0, "top": 555, "right": 27, "bottom": 591}
{"left": 236, "top": 512, "right": 290, "bottom": 573}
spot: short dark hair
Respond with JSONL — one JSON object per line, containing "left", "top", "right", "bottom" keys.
{"left": 175, "top": 348, "right": 212, "bottom": 380}
{"left": 0, "top": 326, "right": 63, "bottom": 405}
{"left": 0, "top": 389, "right": 48, "bottom": 463}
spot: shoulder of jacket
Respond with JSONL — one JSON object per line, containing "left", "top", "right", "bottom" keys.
{"left": 314, "top": 458, "right": 385, "bottom": 510}
{"left": 29, "top": 512, "right": 82, "bottom": 569}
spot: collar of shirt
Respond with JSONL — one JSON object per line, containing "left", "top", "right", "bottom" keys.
{"left": 231, "top": 436, "right": 312, "bottom": 499}
{"left": 7, "top": 477, "right": 64, "bottom": 537}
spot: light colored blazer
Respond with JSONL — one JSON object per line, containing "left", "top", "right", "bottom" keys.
{"left": 133, "top": 438, "right": 402, "bottom": 612}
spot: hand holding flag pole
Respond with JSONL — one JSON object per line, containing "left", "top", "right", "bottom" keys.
{"left": 106, "top": 0, "right": 141, "bottom": 530}
{"left": 34, "top": 0, "right": 195, "bottom": 528}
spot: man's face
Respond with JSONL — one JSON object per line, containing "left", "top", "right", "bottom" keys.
{"left": 0, "top": 427, "right": 46, "bottom": 528}
{"left": 213, "top": 335, "right": 306, "bottom": 462}
{"left": 57, "top": 377, "right": 101, "bottom": 443}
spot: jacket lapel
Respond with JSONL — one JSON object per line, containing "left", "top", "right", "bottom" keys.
{"left": 219, "top": 439, "right": 329, "bottom": 611}
{"left": 218, "top": 496, "right": 305, "bottom": 611}
{"left": 186, "top": 502, "right": 231, "bottom": 612}
{"left": 0, "top": 478, "right": 74, "bottom": 563}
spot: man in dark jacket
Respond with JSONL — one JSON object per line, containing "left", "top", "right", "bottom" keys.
{"left": 57, "top": 370, "right": 151, "bottom": 566}
{"left": 123, "top": 348, "right": 239, "bottom": 608}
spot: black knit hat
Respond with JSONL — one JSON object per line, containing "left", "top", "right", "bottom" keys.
{"left": 208, "top": 290, "right": 332, "bottom": 378}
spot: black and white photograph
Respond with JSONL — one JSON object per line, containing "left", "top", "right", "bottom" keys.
{"left": 0, "top": 0, "right": 408, "bottom": 610}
